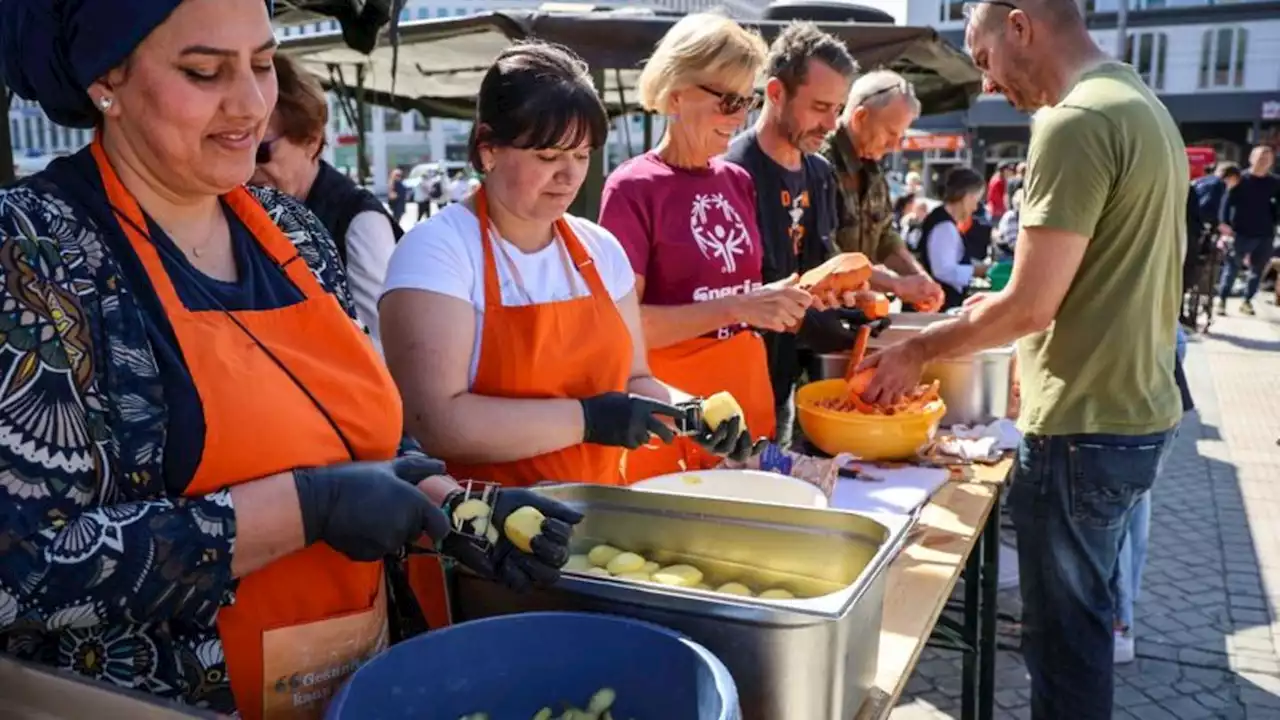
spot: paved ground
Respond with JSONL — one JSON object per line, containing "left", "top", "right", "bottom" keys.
{"left": 891, "top": 293, "right": 1280, "bottom": 719}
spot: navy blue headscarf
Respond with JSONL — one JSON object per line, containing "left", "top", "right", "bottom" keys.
{"left": 0, "top": 0, "right": 274, "bottom": 129}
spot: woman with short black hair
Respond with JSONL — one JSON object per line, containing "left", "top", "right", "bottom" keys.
{"left": 381, "top": 41, "right": 748, "bottom": 623}
{"left": 918, "top": 167, "right": 990, "bottom": 309}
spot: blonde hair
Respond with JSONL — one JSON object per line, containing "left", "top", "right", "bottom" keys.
{"left": 637, "top": 12, "right": 768, "bottom": 114}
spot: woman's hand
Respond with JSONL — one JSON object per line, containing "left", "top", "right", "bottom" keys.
{"left": 293, "top": 455, "right": 454, "bottom": 562}
{"left": 441, "top": 488, "right": 584, "bottom": 592}
{"left": 580, "top": 392, "right": 684, "bottom": 449}
{"left": 692, "top": 415, "right": 768, "bottom": 462}
{"left": 732, "top": 275, "right": 813, "bottom": 332}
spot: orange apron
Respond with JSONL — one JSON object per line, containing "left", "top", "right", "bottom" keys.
{"left": 405, "top": 187, "right": 632, "bottom": 627}
{"left": 91, "top": 141, "right": 403, "bottom": 720}
{"left": 621, "top": 331, "right": 776, "bottom": 482}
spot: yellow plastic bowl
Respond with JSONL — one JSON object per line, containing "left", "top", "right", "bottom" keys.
{"left": 795, "top": 379, "right": 947, "bottom": 461}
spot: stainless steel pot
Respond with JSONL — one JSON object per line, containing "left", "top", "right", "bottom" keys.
{"left": 454, "top": 484, "right": 912, "bottom": 720}
{"left": 812, "top": 313, "right": 1014, "bottom": 427}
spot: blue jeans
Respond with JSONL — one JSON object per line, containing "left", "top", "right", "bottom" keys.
{"left": 1010, "top": 428, "right": 1177, "bottom": 720}
{"left": 1217, "top": 234, "right": 1275, "bottom": 302}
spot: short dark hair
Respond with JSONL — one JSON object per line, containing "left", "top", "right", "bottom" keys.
{"left": 765, "top": 21, "right": 858, "bottom": 93}
{"left": 943, "top": 167, "right": 986, "bottom": 203}
{"left": 1217, "top": 162, "right": 1241, "bottom": 179}
{"left": 468, "top": 41, "right": 609, "bottom": 173}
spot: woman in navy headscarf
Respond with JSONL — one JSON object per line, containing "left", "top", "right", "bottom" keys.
{"left": 0, "top": 1, "right": 578, "bottom": 717}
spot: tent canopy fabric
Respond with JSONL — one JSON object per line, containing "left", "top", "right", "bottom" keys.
{"left": 279, "top": 9, "right": 982, "bottom": 119}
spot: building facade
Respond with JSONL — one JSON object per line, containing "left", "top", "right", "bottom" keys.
{"left": 905, "top": 0, "right": 1280, "bottom": 173}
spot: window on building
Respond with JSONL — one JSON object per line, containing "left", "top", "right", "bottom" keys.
{"left": 412, "top": 111, "right": 429, "bottom": 131}
{"left": 1125, "top": 32, "right": 1167, "bottom": 89}
{"left": 939, "top": 0, "right": 965, "bottom": 22}
{"left": 399, "top": 9, "right": 409, "bottom": 21}
{"left": 23, "top": 118, "right": 34, "bottom": 150}
{"left": 11, "top": 120, "right": 21, "bottom": 150}
{"left": 455, "top": 8, "right": 467, "bottom": 15}
{"left": 62, "top": 127, "right": 72, "bottom": 148}
{"left": 417, "top": 8, "right": 429, "bottom": 18}
{"left": 384, "top": 108, "right": 403, "bottom": 133}
{"left": 1199, "top": 27, "right": 1247, "bottom": 89}
{"left": 76, "top": 128, "right": 88, "bottom": 146}
{"left": 437, "top": 8, "right": 448, "bottom": 16}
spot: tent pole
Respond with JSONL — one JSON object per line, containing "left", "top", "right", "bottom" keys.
{"left": 0, "top": 86, "right": 13, "bottom": 185}
{"left": 571, "top": 67, "right": 607, "bottom": 220}
{"left": 355, "top": 65, "right": 370, "bottom": 186}
{"left": 643, "top": 112, "right": 653, "bottom": 152}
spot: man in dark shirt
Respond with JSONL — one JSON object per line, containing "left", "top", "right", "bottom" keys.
{"left": 723, "top": 21, "right": 857, "bottom": 446}
{"left": 1218, "top": 146, "right": 1279, "bottom": 315}
{"left": 1193, "top": 162, "right": 1240, "bottom": 229}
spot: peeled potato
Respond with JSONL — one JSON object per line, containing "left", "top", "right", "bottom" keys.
{"left": 587, "top": 544, "right": 623, "bottom": 567}
{"left": 641, "top": 561, "right": 660, "bottom": 574}
{"left": 716, "top": 582, "right": 754, "bottom": 597}
{"left": 694, "top": 582, "right": 712, "bottom": 591}
{"left": 760, "top": 588, "right": 795, "bottom": 600}
{"left": 616, "top": 571, "right": 652, "bottom": 582}
{"left": 584, "top": 566, "right": 611, "bottom": 577}
{"left": 451, "top": 498, "right": 492, "bottom": 530}
{"left": 652, "top": 564, "right": 704, "bottom": 587}
{"left": 503, "top": 506, "right": 546, "bottom": 553}
{"left": 605, "top": 551, "right": 646, "bottom": 575}
{"left": 588, "top": 688, "right": 617, "bottom": 714}
{"left": 564, "top": 554, "right": 592, "bottom": 572}
{"left": 701, "top": 391, "right": 744, "bottom": 431}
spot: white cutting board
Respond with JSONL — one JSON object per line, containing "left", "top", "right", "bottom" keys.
{"left": 830, "top": 463, "right": 950, "bottom": 518}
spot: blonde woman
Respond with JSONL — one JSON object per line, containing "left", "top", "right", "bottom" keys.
{"left": 600, "top": 13, "right": 810, "bottom": 481}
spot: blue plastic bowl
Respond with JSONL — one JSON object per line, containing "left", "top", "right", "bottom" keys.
{"left": 325, "top": 611, "right": 740, "bottom": 720}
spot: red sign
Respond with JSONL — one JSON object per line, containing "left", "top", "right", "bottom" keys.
{"left": 1186, "top": 146, "right": 1216, "bottom": 179}
{"left": 901, "top": 133, "right": 968, "bottom": 152}
{"left": 335, "top": 134, "right": 359, "bottom": 147}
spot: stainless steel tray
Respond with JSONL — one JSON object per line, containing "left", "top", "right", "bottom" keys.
{"left": 454, "top": 484, "right": 913, "bottom": 720}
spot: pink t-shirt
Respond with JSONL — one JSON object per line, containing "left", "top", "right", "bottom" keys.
{"left": 599, "top": 152, "right": 764, "bottom": 338}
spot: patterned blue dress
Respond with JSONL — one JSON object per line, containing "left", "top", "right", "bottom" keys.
{"left": 0, "top": 149, "right": 361, "bottom": 713}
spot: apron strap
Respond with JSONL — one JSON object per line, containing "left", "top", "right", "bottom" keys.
{"left": 90, "top": 136, "right": 327, "bottom": 303}
{"left": 475, "top": 185, "right": 612, "bottom": 307}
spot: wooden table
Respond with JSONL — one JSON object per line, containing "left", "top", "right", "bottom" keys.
{"left": 856, "top": 459, "right": 1013, "bottom": 720}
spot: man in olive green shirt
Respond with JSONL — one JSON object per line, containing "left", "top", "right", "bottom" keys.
{"left": 821, "top": 70, "right": 944, "bottom": 310}
{"left": 859, "top": 1, "right": 1184, "bottom": 716}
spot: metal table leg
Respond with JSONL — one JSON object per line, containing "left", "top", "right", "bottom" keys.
{"left": 961, "top": 534, "right": 981, "bottom": 720}
{"left": 978, "top": 492, "right": 1002, "bottom": 720}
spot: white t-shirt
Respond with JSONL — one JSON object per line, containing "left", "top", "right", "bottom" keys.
{"left": 381, "top": 202, "right": 636, "bottom": 384}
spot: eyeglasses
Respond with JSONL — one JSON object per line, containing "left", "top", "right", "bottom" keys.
{"left": 255, "top": 137, "right": 279, "bottom": 165}
{"left": 962, "top": 0, "right": 1020, "bottom": 23}
{"left": 698, "top": 85, "right": 762, "bottom": 115}
{"left": 862, "top": 81, "right": 917, "bottom": 105}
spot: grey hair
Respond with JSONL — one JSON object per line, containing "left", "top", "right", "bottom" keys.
{"left": 839, "top": 69, "right": 922, "bottom": 124}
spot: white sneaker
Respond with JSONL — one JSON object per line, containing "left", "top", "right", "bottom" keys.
{"left": 1114, "top": 630, "right": 1136, "bottom": 664}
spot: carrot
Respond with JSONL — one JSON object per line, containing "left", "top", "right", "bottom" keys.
{"left": 844, "top": 325, "right": 872, "bottom": 380}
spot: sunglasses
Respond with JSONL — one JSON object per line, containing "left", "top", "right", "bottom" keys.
{"left": 962, "top": 0, "right": 1020, "bottom": 22}
{"left": 862, "top": 81, "right": 918, "bottom": 105}
{"left": 255, "top": 137, "right": 279, "bottom": 165}
{"left": 698, "top": 85, "right": 762, "bottom": 115}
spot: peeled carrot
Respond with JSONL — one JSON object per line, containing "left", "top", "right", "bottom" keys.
{"left": 844, "top": 325, "right": 871, "bottom": 381}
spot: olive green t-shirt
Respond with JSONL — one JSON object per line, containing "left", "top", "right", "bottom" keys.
{"left": 1017, "top": 61, "right": 1185, "bottom": 436}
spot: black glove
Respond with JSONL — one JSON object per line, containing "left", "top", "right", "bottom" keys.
{"left": 293, "top": 454, "right": 452, "bottom": 562}
{"left": 580, "top": 392, "right": 683, "bottom": 449}
{"left": 692, "top": 415, "right": 769, "bottom": 463}
{"left": 441, "top": 488, "right": 584, "bottom": 592}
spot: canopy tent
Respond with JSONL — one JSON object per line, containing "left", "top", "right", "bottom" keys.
{"left": 279, "top": 9, "right": 983, "bottom": 120}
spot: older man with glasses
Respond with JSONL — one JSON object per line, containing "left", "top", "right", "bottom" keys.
{"left": 821, "top": 70, "right": 945, "bottom": 311}
{"left": 858, "top": 1, "right": 1187, "bottom": 717}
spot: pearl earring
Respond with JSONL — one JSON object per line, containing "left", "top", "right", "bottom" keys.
{"left": 98, "top": 96, "right": 114, "bottom": 111}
